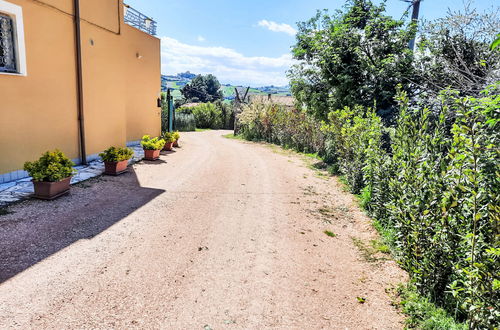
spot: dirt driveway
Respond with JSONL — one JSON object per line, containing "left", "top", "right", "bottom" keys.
{"left": 0, "top": 130, "right": 406, "bottom": 329}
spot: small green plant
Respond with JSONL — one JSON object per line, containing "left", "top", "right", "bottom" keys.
{"left": 99, "top": 146, "right": 133, "bottom": 162}
{"left": 351, "top": 237, "right": 389, "bottom": 263}
{"left": 141, "top": 135, "right": 166, "bottom": 150}
{"left": 161, "top": 131, "right": 175, "bottom": 143}
{"left": 223, "top": 133, "right": 244, "bottom": 140}
{"left": 324, "top": 230, "right": 336, "bottom": 237}
{"left": 397, "top": 284, "right": 467, "bottom": 329}
{"left": 371, "top": 239, "right": 390, "bottom": 254}
{"left": 24, "top": 150, "right": 76, "bottom": 182}
{"left": 356, "top": 297, "right": 366, "bottom": 304}
{"left": 172, "top": 131, "right": 180, "bottom": 141}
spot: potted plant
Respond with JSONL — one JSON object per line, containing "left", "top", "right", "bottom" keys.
{"left": 173, "top": 131, "right": 181, "bottom": 147}
{"left": 23, "top": 150, "right": 76, "bottom": 200}
{"left": 99, "top": 146, "right": 134, "bottom": 175}
{"left": 161, "top": 131, "right": 175, "bottom": 151}
{"left": 141, "top": 135, "right": 165, "bottom": 160}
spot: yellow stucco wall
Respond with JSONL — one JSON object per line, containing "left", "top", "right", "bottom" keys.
{"left": 123, "top": 24, "right": 162, "bottom": 142}
{"left": 0, "top": 0, "right": 161, "bottom": 175}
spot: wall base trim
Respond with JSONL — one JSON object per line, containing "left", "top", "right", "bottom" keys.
{"left": 0, "top": 140, "right": 142, "bottom": 183}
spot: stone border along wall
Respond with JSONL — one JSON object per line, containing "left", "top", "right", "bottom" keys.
{"left": 0, "top": 144, "right": 145, "bottom": 207}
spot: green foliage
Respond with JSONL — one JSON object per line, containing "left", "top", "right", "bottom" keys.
{"left": 289, "top": 0, "right": 415, "bottom": 122}
{"left": 237, "top": 84, "right": 500, "bottom": 327}
{"left": 178, "top": 103, "right": 223, "bottom": 129}
{"left": 398, "top": 284, "right": 468, "bottom": 330}
{"left": 324, "top": 230, "right": 336, "bottom": 237}
{"left": 368, "top": 86, "right": 500, "bottom": 327}
{"left": 322, "top": 105, "right": 384, "bottom": 194}
{"left": 174, "top": 113, "right": 196, "bottom": 131}
{"left": 178, "top": 101, "right": 234, "bottom": 130}
{"left": 222, "top": 133, "right": 244, "bottom": 141}
{"left": 238, "top": 102, "right": 324, "bottom": 154}
{"left": 24, "top": 150, "right": 76, "bottom": 182}
{"left": 180, "top": 74, "right": 224, "bottom": 103}
{"left": 140, "top": 135, "right": 166, "bottom": 150}
{"left": 161, "top": 131, "right": 175, "bottom": 143}
{"left": 218, "top": 101, "right": 235, "bottom": 129}
{"left": 99, "top": 146, "right": 133, "bottom": 162}
{"left": 416, "top": 7, "right": 500, "bottom": 97}
{"left": 491, "top": 34, "right": 500, "bottom": 50}
{"left": 172, "top": 131, "right": 180, "bottom": 141}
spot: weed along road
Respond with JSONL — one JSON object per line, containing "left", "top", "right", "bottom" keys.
{"left": 0, "top": 130, "right": 406, "bottom": 328}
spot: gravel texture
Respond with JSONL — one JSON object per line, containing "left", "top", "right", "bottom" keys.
{"left": 0, "top": 130, "right": 406, "bottom": 329}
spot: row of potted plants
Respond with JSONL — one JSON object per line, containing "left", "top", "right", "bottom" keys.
{"left": 22, "top": 131, "right": 181, "bottom": 200}
{"left": 141, "top": 131, "right": 180, "bottom": 160}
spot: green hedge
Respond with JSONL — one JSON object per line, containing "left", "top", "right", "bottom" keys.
{"left": 237, "top": 85, "right": 499, "bottom": 327}
{"left": 174, "top": 113, "right": 196, "bottom": 132}
{"left": 177, "top": 102, "right": 234, "bottom": 129}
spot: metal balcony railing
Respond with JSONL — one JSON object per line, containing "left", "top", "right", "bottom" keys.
{"left": 124, "top": 4, "right": 157, "bottom": 36}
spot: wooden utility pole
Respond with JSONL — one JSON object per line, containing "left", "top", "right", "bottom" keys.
{"left": 233, "top": 87, "right": 250, "bottom": 135}
{"left": 234, "top": 86, "right": 250, "bottom": 104}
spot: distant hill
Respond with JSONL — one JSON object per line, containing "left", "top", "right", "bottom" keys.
{"left": 161, "top": 72, "right": 291, "bottom": 101}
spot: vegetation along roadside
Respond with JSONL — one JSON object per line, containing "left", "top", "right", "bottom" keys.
{"left": 234, "top": 0, "right": 499, "bottom": 328}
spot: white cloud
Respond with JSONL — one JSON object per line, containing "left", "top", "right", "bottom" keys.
{"left": 257, "top": 20, "right": 297, "bottom": 36}
{"left": 197, "top": 35, "right": 206, "bottom": 42}
{"left": 160, "top": 36, "right": 294, "bottom": 86}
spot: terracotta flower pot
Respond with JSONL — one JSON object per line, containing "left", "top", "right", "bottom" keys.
{"left": 104, "top": 160, "right": 128, "bottom": 176}
{"left": 143, "top": 149, "right": 160, "bottom": 160}
{"left": 163, "top": 142, "right": 174, "bottom": 151}
{"left": 33, "top": 177, "right": 71, "bottom": 200}
{"left": 173, "top": 140, "right": 179, "bottom": 147}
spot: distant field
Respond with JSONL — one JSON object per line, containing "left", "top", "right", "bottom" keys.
{"left": 162, "top": 74, "right": 291, "bottom": 102}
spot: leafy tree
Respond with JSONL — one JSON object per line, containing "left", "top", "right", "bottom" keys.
{"left": 415, "top": 4, "right": 500, "bottom": 97}
{"left": 178, "top": 71, "right": 196, "bottom": 80}
{"left": 180, "top": 74, "right": 224, "bottom": 103}
{"left": 289, "top": 0, "right": 416, "bottom": 122}
{"left": 491, "top": 34, "right": 500, "bottom": 50}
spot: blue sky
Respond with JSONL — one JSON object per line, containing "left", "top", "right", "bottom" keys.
{"left": 125, "top": 0, "right": 498, "bottom": 86}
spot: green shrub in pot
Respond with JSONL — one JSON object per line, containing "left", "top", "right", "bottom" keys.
{"left": 99, "top": 146, "right": 134, "bottom": 162}
{"left": 172, "top": 131, "right": 181, "bottom": 147}
{"left": 141, "top": 135, "right": 166, "bottom": 150}
{"left": 161, "top": 131, "right": 175, "bottom": 143}
{"left": 141, "top": 135, "right": 165, "bottom": 161}
{"left": 23, "top": 150, "right": 76, "bottom": 200}
{"left": 161, "top": 132, "right": 176, "bottom": 151}
{"left": 24, "top": 150, "right": 76, "bottom": 182}
{"left": 99, "top": 146, "right": 134, "bottom": 175}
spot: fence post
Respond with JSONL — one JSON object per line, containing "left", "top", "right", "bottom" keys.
{"left": 172, "top": 98, "right": 176, "bottom": 131}
{"left": 166, "top": 89, "right": 173, "bottom": 132}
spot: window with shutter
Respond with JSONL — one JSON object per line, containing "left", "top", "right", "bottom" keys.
{"left": 0, "top": 13, "right": 16, "bottom": 73}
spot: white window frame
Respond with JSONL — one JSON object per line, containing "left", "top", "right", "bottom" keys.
{"left": 0, "top": 0, "right": 27, "bottom": 76}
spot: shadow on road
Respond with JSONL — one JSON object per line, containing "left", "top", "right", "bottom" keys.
{"left": 0, "top": 168, "right": 164, "bottom": 283}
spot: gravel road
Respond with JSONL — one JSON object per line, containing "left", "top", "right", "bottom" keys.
{"left": 0, "top": 130, "right": 406, "bottom": 329}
